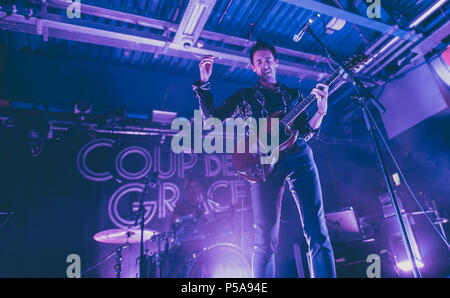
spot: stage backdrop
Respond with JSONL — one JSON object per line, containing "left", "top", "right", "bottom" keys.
{"left": 0, "top": 130, "right": 254, "bottom": 277}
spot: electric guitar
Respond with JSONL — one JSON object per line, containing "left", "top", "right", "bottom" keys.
{"left": 231, "top": 54, "right": 368, "bottom": 183}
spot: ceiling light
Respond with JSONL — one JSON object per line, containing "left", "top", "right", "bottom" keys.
{"left": 184, "top": 3, "right": 206, "bottom": 36}
{"left": 152, "top": 110, "right": 178, "bottom": 124}
{"left": 409, "top": 0, "right": 447, "bottom": 28}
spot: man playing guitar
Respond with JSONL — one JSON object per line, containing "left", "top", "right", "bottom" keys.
{"left": 192, "top": 41, "right": 336, "bottom": 278}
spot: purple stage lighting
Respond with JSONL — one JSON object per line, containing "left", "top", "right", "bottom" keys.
{"left": 188, "top": 244, "right": 253, "bottom": 278}
{"left": 152, "top": 110, "right": 178, "bottom": 124}
{"left": 396, "top": 260, "right": 425, "bottom": 272}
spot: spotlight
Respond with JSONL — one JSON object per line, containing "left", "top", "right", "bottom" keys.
{"left": 396, "top": 260, "right": 425, "bottom": 272}
{"left": 152, "top": 110, "right": 178, "bottom": 124}
{"left": 188, "top": 244, "right": 253, "bottom": 278}
{"left": 104, "top": 107, "right": 127, "bottom": 127}
{"left": 392, "top": 173, "right": 401, "bottom": 186}
{"left": 3, "top": 4, "right": 18, "bottom": 16}
{"left": 24, "top": 8, "right": 32, "bottom": 20}
{"left": 408, "top": 0, "right": 448, "bottom": 29}
{"left": 196, "top": 39, "right": 204, "bottom": 48}
{"left": 430, "top": 48, "right": 450, "bottom": 88}
{"left": 20, "top": 115, "right": 53, "bottom": 141}
{"left": 74, "top": 99, "right": 93, "bottom": 121}
{"left": 184, "top": 3, "right": 206, "bottom": 36}
{"left": 389, "top": 233, "right": 423, "bottom": 276}
{"left": 325, "top": 17, "right": 346, "bottom": 35}
{"left": 15, "top": 111, "right": 53, "bottom": 157}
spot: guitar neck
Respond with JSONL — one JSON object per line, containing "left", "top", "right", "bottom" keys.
{"left": 281, "top": 68, "right": 344, "bottom": 126}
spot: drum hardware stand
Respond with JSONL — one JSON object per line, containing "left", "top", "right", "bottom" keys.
{"left": 156, "top": 234, "right": 162, "bottom": 278}
{"left": 164, "top": 232, "right": 173, "bottom": 276}
{"left": 81, "top": 244, "right": 129, "bottom": 278}
{"left": 302, "top": 22, "right": 450, "bottom": 278}
{"left": 114, "top": 245, "right": 124, "bottom": 278}
{"left": 149, "top": 233, "right": 166, "bottom": 278}
{"left": 134, "top": 171, "right": 160, "bottom": 278}
{"left": 150, "top": 252, "right": 161, "bottom": 278}
{"left": 431, "top": 200, "right": 448, "bottom": 241}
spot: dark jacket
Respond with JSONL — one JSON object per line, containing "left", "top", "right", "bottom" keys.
{"left": 192, "top": 80, "right": 319, "bottom": 141}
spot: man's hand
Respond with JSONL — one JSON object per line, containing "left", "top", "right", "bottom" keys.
{"left": 199, "top": 55, "right": 215, "bottom": 82}
{"left": 311, "top": 83, "right": 328, "bottom": 115}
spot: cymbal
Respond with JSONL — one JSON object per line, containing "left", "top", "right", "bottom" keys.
{"left": 94, "top": 228, "right": 158, "bottom": 244}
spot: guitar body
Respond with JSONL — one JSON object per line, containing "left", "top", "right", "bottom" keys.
{"left": 231, "top": 110, "right": 298, "bottom": 183}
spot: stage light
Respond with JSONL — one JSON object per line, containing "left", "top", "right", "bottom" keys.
{"left": 15, "top": 111, "right": 53, "bottom": 157}
{"left": 196, "top": 39, "right": 205, "bottom": 48}
{"left": 184, "top": 3, "right": 206, "bottom": 36}
{"left": 105, "top": 107, "right": 128, "bottom": 126}
{"left": 152, "top": 110, "right": 178, "bottom": 124}
{"left": 24, "top": 8, "right": 33, "bottom": 20}
{"left": 430, "top": 49, "right": 450, "bottom": 87}
{"left": 392, "top": 173, "right": 401, "bottom": 186}
{"left": 188, "top": 244, "right": 253, "bottom": 278}
{"left": 377, "top": 36, "right": 400, "bottom": 56}
{"left": 74, "top": 99, "right": 93, "bottom": 121}
{"left": 206, "top": 255, "right": 252, "bottom": 278}
{"left": 389, "top": 232, "right": 423, "bottom": 276}
{"left": 409, "top": 0, "right": 448, "bottom": 29}
{"left": 19, "top": 115, "right": 53, "bottom": 141}
{"left": 325, "top": 17, "right": 346, "bottom": 34}
{"left": 210, "top": 264, "right": 250, "bottom": 278}
{"left": 396, "top": 260, "right": 424, "bottom": 272}
{"left": 3, "top": 4, "right": 18, "bottom": 16}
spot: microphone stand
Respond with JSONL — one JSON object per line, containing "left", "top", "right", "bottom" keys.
{"left": 305, "top": 26, "right": 422, "bottom": 278}
{"left": 134, "top": 171, "right": 159, "bottom": 278}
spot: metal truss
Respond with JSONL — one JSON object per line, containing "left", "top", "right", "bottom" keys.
{"left": 0, "top": 0, "right": 376, "bottom": 85}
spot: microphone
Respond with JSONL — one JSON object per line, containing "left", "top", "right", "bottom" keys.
{"left": 293, "top": 13, "right": 321, "bottom": 43}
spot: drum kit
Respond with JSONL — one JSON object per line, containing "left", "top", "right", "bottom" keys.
{"left": 89, "top": 208, "right": 253, "bottom": 278}
{"left": 83, "top": 171, "right": 252, "bottom": 278}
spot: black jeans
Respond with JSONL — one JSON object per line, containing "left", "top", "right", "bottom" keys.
{"left": 251, "top": 141, "right": 336, "bottom": 278}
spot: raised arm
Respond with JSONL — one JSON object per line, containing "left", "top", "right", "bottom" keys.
{"left": 192, "top": 55, "right": 241, "bottom": 120}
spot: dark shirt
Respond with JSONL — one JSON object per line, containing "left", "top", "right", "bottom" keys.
{"left": 192, "top": 80, "right": 318, "bottom": 142}
{"left": 258, "top": 86, "right": 286, "bottom": 116}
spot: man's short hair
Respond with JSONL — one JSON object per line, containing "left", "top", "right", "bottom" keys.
{"left": 249, "top": 41, "right": 278, "bottom": 65}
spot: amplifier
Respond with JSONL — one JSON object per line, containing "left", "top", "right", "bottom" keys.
{"left": 325, "top": 207, "right": 362, "bottom": 243}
